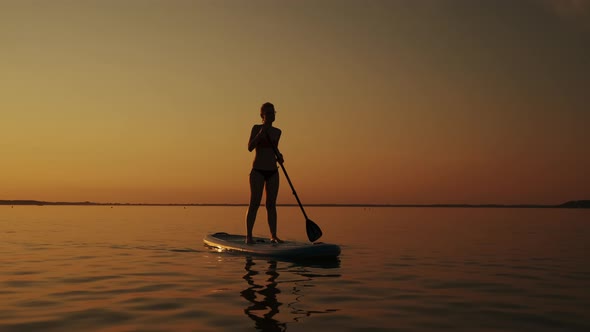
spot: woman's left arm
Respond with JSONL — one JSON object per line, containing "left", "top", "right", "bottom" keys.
{"left": 275, "top": 130, "right": 284, "bottom": 164}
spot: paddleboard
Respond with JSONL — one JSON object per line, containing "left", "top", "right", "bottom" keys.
{"left": 203, "top": 232, "right": 341, "bottom": 259}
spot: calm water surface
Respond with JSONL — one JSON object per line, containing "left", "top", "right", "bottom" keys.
{"left": 1, "top": 206, "right": 589, "bottom": 331}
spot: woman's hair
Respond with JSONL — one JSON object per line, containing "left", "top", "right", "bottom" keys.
{"left": 260, "top": 102, "right": 275, "bottom": 118}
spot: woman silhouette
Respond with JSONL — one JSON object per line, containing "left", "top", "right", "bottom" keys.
{"left": 246, "top": 102, "right": 284, "bottom": 244}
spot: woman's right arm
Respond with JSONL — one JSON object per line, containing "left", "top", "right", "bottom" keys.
{"left": 248, "top": 125, "right": 263, "bottom": 152}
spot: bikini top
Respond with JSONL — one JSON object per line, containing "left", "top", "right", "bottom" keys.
{"left": 257, "top": 135, "right": 277, "bottom": 149}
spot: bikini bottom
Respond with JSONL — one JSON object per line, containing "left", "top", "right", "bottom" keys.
{"left": 252, "top": 168, "right": 278, "bottom": 181}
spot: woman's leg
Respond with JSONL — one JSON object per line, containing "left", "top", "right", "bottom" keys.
{"left": 246, "top": 170, "right": 265, "bottom": 243}
{"left": 265, "top": 172, "right": 281, "bottom": 241}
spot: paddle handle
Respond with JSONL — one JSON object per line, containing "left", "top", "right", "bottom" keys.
{"left": 265, "top": 132, "right": 310, "bottom": 220}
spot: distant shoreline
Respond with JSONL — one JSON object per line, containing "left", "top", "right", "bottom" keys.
{"left": 1, "top": 200, "right": 589, "bottom": 208}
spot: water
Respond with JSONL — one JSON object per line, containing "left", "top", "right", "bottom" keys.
{"left": 1, "top": 206, "right": 589, "bottom": 331}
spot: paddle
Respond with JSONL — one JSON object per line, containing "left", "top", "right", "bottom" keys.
{"left": 265, "top": 131, "right": 323, "bottom": 242}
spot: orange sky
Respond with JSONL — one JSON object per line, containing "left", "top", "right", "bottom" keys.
{"left": 1, "top": 1, "right": 589, "bottom": 205}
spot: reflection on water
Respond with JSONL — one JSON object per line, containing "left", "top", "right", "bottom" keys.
{"left": 3, "top": 206, "right": 589, "bottom": 331}
{"left": 241, "top": 259, "right": 285, "bottom": 332}
{"left": 240, "top": 257, "right": 341, "bottom": 332}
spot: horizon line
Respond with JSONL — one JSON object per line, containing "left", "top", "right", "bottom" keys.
{"left": 1, "top": 199, "right": 589, "bottom": 208}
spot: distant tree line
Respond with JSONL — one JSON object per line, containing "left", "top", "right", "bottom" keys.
{"left": 1, "top": 200, "right": 589, "bottom": 208}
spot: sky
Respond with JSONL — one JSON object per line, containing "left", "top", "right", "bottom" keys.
{"left": 1, "top": 0, "right": 589, "bottom": 205}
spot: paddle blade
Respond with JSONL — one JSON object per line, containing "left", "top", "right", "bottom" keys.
{"left": 306, "top": 218, "right": 323, "bottom": 242}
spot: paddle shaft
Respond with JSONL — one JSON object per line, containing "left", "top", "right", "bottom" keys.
{"left": 265, "top": 132, "right": 310, "bottom": 220}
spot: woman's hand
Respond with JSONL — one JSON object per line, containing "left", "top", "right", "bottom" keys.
{"left": 258, "top": 124, "right": 272, "bottom": 137}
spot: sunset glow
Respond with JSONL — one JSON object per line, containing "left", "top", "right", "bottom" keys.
{"left": 1, "top": 1, "right": 588, "bottom": 205}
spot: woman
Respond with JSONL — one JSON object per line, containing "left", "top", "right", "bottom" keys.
{"left": 245, "top": 102, "right": 284, "bottom": 244}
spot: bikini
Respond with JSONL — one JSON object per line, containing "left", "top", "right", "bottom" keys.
{"left": 252, "top": 134, "right": 279, "bottom": 180}
{"left": 253, "top": 168, "right": 278, "bottom": 180}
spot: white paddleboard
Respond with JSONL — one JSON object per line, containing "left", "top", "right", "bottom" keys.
{"left": 203, "top": 232, "right": 341, "bottom": 259}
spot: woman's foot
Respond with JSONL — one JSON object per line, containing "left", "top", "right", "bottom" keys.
{"left": 245, "top": 236, "right": 254, "bottom": 244}
{"left": 270, "top": 237, "right": 284, "bottom": 243}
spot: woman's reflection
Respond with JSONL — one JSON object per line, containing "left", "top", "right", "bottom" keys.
{"left": 240, "top": 257, "right": 342, "bottom": 331}
{"left": 241, "top": 258, "right": 286, "bottom": 332}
